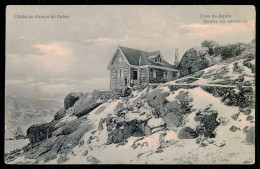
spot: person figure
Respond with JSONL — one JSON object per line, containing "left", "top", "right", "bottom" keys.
{"left": 124, "top": 76, "right": 127, "bottom": 86}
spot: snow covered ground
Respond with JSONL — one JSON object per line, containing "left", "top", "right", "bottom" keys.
{"left": 5, "top": 139, "right": 30, "bottom": 153}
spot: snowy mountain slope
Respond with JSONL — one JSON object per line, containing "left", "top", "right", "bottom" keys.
{"left": 5, "top": 41, "right": 255, "bottom": 164}
{"left": 5, "top": 96, "right": 63, "bottom": 140}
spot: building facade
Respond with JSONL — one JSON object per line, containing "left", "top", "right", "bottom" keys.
{"left": 107, "top": 46, "right": 180, "bottom": 90}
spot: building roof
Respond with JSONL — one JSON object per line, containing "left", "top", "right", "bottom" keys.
{"left": 118, "top": 46, "right": 177, "bottom": 69}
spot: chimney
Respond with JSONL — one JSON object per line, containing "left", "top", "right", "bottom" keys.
{"left": 174, "top": 48, "right": 179, "bottom": 66}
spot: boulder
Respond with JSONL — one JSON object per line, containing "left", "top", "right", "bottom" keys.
{"left": 54, "top": 109, "right": 67, "bottom": 120}
{"left": 57, "top": 156, "right": 69, "bottom": 164}
{"left": 178, "top": 47, "right": 216, "bottom": 76}
{"left": 82, "top": 149, "right": 88, "bottom": 156}
{"left": 243, "top": 109, "right": 252, "bottom": 115}
{"left": 246, "top": 126, "right": 255, "bottom": 144}
{"left": 106, "top": 119, "right": 152, "bottom": 144}
{"left": 74, "top": 102, "right": 102, "bottom": 118}
{"left": 121, "top": 86, "right": 131, "bottom": 97}
{"left": 246, "top": 115, "right": 254, "bottom": 121}
{"left": 201, "top": 40, "right": 219, "bottom": 55}
{"left": 229, "top": 126, "right": 240, "bottom": 132}
{"left": 178, "top": 127, "right": 198, "bottom": 139}
{"left": 24, "top": 120, "right": 93, "bottom": 160}
{"left": 193, "top": 71, "right": 204, "bottom": 78}
{"left": 64, "top": 92, "right": 82, "bottom": 110}
{"left": 237, "top": 75, "right": 245, "bottom": 82}
{"left": 26, "top": 121, "right": 58, "bottom": 144}
{"left": 87, "top": 156, "right": 100, "bottom": 164}
{"left": 98, "top": 118, "right": 106, "bottom": 131}
{"left": 231, "top": 113, "right": 240, "bottom": 120}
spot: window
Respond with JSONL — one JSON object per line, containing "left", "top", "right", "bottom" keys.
{"left": 121, "top": 70, "right": 124, "bottom": 79}
{"left": 133, "top": 70, "right": 138, "bottom": 80}
{"left": 118, "top": 69, "right": 123, "bottom": 79}
{"left": 117, "top": 70, "right": 120, "bottom": 79}
{"left": 172, "top": 72, "right": 176, "bottom": 77}
{"left": 155, "top": 55, "right": 161, "bottom": 63}
{"left": 153, "top": 69, "right": 156, "bottom": 78}
{"left": 115, "top": 70, "right": 118, "bottom": 79}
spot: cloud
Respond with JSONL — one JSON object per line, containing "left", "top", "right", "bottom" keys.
{"left": 28, "top": 41, "right": 73, "bottom": 71}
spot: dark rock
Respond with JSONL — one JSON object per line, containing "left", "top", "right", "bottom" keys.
{"left": 24, "top": 119, "right": 93, "bottom": 160}
{"left": 141, "top": 92, "right": 149, "bottom": 99}
{"left": 159, "top": 133, "right": 167, "bottom": 144}
{"left": 137, "top": 153, "right": 144, "bottom": 158}
{"left": 140, "top": 112, "right": 146, "bottom": 116}
{"left": 241, "top": 87, "right": 253, "bottom": 93}
{"left": 176, "top": 78, "right": 198, "bottom": 84}
{"left": 141, "top": 142, "right": 148, "bottom": 147}
{"left": 193, "top": 71, "right": 204, "bottom": 78}
{"left": 44, "top": 154, "right": 57, "bottom": 163}
{"left": 199, "top": 142, "right": 208, "bottom": 147}
{"left": 155, "top": 149, "right": 163, "bottom": 153}
{"left": 91, "top": 130, "right": 96, "bottom": 135}
{"left": 87, "top": 156, "right": 100, "bottom": 164}
{"left": 64, "top": 93, "right": 82, "bottom": 110}
{"left": 98, "top": 118, "right": 105, "bottom": 131}
{"left": 243, "top": 81, "right": 252, "bottom": 86}
{"left": 246, "top": 115, "right": 254, "bottom": 121}
{"left": 117, "top": 102, "right": 124, "bottom": 109}
{"left": 146, "top": 89, "right": 163, "bottom": 102}
{"left": 246, "top": 126, "right": 255, "bottom": 144}
{"left": 82, "top": 150, "right": 88, "bottom": 156}
{"left": 106, "top": 119, "right": 152, "bottom": 144}
{"left": 54, "top": 117, "right": 86, "bottom": 136}
{"left": 219, "top": 143, "right": 226, "bottom": 147}
{"left": 224, "top": 99, "right": 233, "bottom": 106}
{"left": 74, "top": 102, "right": 103, "bottom": 118}
{"left": 121, "top": 86, "right": 131, "bottom": 97}
{"left": 229, "top": 126, "right": 240, "bottom": 132}
{"left": 79, "top": 140, "right": 84, "bottom": 147}
{"left": 237, "top": 75, "right": 245, "bottom": 82}
{"left": 113, "top": 129, "right": 124, "bottom": 143}
{"left": 243, "top": 109, "right": 252, "bottom": 115}
{"left": 178, "top": 127, "right": 198, "bottom": 139}
{"left": 201, "top": 40, "right": 219, "bottom": 54}
{"left": 195, "top": 111, "right": 219, "bottom": 138}
{"left": 231, "top": 113, "right": 240, "bottom": 120}
{"left": 26, "top": 121, "right": 58, "bottom": 144}
{"left": 243, "top": 126, "right": 249, "bottom": 133}
{"left": 54, "top": 109, "right": 67, "bottom": 120}
{"left": 57, "top": 156, "right": 69, "bottom": 164}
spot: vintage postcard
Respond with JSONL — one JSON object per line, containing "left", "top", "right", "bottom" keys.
{"left": 5, "top": 5, "right": 255, "bottom": 164}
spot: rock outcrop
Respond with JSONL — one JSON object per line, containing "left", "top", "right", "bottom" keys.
{"left": 64, "top": 93, "right": 82, "bottom": 110}
{"left": 178, "top": 127, "right": 198, "bottom": 139}
{"left": 106, "top": 118, "right": 166, "bottom": 144}
{"left": 245, "top": 126, "right": 255, "bottom": 144}
{"left": 26, "top": 121, "right": 58, "bottom": 144}
{"left": 54, "top": 109, "right": 67, "bottom": 120}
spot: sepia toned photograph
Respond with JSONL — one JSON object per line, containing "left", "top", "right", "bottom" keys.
{"left": 5, "top": 5, "right": 255, "bottom": 164}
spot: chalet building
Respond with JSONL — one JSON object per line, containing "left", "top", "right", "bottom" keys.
{"left": 107, "top": 46, "right": 180, "bottom": 90}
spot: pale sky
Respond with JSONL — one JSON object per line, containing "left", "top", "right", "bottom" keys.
{"left": 5, "top": 5, "right": 255, "bottom": 100}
